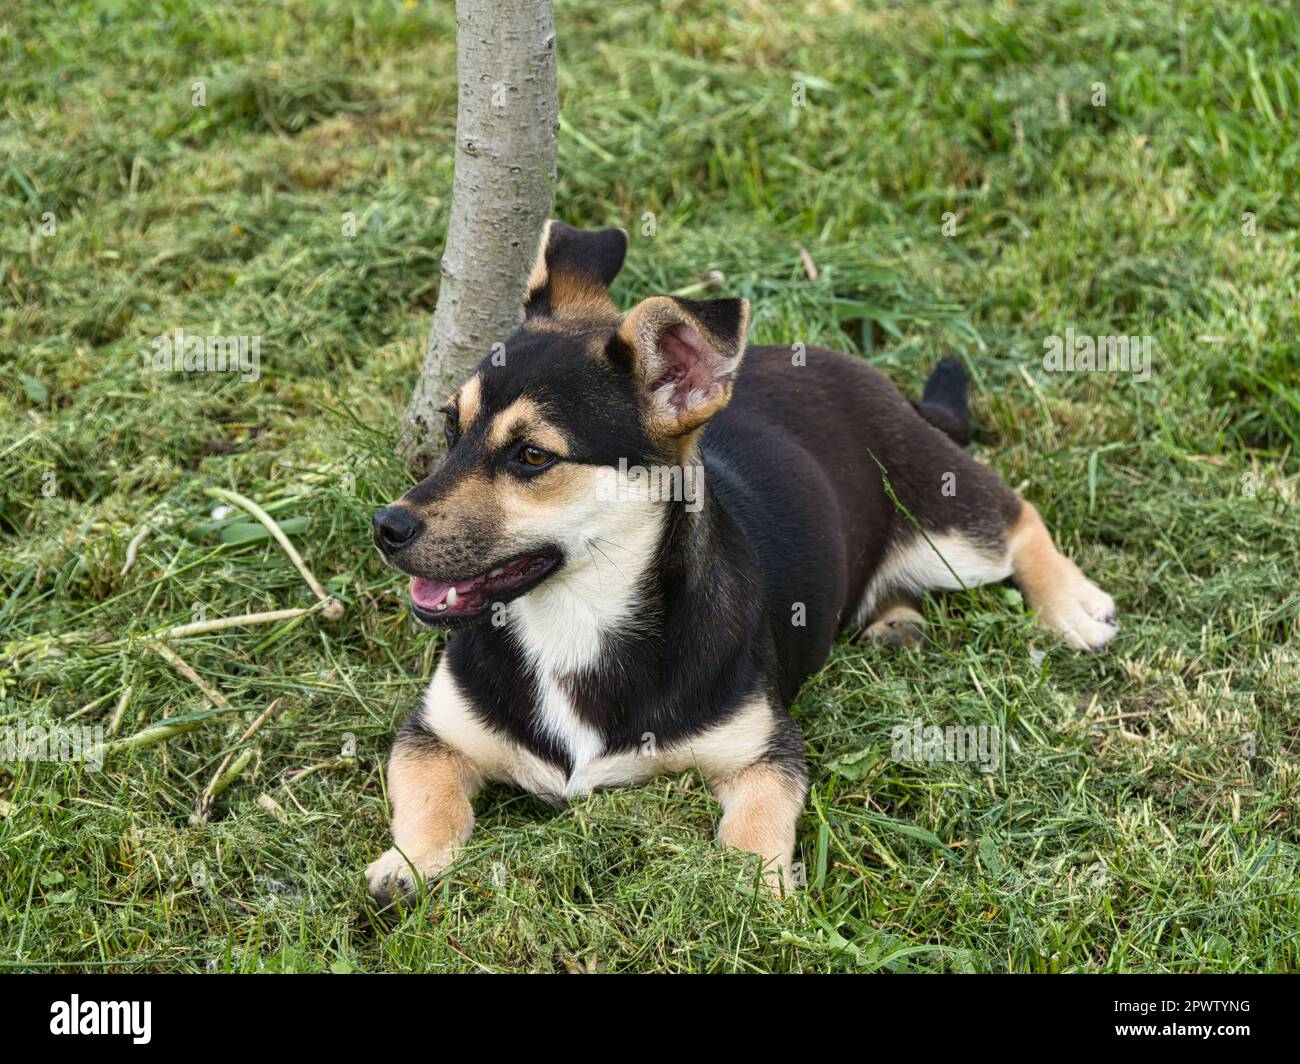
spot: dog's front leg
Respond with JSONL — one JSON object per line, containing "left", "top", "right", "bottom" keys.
{"left": 366, "top": 717, "right": 480, "bottom": 905}
{"left": 711, "top": 757, "right": 808, "bottom": 896}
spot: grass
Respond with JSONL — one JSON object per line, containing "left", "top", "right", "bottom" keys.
{"left": 1, "top": 0, "right": 1297, "bottom": 973}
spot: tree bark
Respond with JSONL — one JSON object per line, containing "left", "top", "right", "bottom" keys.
{"left": 399, "top": 0, "right": 558, "bottom": 473}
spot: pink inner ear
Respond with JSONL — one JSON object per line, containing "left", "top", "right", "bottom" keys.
{"left": 651, "top": 323, "right": 727, "bottom": 410}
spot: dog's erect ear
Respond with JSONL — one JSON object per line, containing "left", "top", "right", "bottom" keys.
{"left": 611, "top": 295, "right": 750, "bottom": 438}
{"left": 524, "top": 220, "right": 628, "bottom": 318}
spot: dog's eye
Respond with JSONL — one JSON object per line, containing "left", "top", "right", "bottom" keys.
{"left": 517, "top": 444, "right": 554, "bottom": 468}
{"left": 443, "top": 415, "right": 458, "bottom": 448}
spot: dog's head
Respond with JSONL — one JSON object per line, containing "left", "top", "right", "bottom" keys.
{"left": 373, "top": 221, "right": 750, "bottom": 626}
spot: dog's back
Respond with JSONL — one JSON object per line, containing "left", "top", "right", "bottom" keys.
{"left": 703, "top": 345, "right": 1018, "bottom": 700}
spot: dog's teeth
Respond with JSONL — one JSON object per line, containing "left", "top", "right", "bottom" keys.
{"left": 435, "top": 602, "right": 447, "bottom": 611}
{"left": 488, "top": 567, "right": 505, "bottom": 578}
{"left": 446, "top": 586, "right": 458, "bottom": 607}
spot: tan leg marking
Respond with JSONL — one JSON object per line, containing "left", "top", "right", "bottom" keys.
{"left": 1009, "top": 501, "right": 1118, "bottom": 651}
{"left": 863, "top": 595, "right": 927, "bottom": 648}
{"left": 365, "top": 741, "right": 480, "bottom": 904}
{"left": 711, "top": 762, "right": 806, "bottom": 895}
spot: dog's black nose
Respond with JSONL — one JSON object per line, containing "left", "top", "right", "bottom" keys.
{"left": 373, "top": 506, "right": 422, "bottom": 553}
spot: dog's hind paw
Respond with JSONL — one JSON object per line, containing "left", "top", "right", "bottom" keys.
{"left": 1036, "top": 575, "right": 1118, "bottom": 653}
{"left": 862, "top": 602, "right": 927, "bottom": 649}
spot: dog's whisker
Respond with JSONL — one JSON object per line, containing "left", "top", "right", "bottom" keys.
{"left": 590, "top": 535, "right": 637, "bottom": 555}
{"left": 586, "top": 538, "right": 623, "bottom": 576}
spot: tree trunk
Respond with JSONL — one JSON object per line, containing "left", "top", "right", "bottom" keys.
{"left": 398, "top": 0, "right": 558, "bottom": 474}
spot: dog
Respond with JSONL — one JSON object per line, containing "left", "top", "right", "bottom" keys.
{"left": 365, "top": 221, "right": 1117, "bottom": 901}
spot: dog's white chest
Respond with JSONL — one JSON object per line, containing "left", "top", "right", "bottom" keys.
{"left": 531, "top": 672, "right": 605, "bottom": 789}
{"left": 506, "top": 580, "right": 620, "bottom": 797}
{"left": 504, "top": 675, "right": 668, "bottom": 800}
{"left": 470, "top": 503, "right": 669, "bottom": 798}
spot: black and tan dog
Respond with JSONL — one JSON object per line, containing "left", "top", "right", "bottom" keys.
{"left": 365, "top": 221, "right": 1117, "bottom": 901}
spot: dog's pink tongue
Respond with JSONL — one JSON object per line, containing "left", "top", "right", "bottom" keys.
{"left": 411, "top": 578, "right": 452, "bottom": 609}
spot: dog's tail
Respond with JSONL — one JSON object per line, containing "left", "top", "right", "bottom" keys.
{"left": 914, "top": 356, "right": 973, "bottom": 446}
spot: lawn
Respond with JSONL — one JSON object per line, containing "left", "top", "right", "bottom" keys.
{"left": 1, "top": 0, "right": 1297, "bottom": 973}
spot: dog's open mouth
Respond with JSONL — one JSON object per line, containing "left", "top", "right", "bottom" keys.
{"left": 409, "top": 553, "right": 559, "bottom": 622}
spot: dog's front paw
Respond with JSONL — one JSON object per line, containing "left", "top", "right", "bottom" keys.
{"left": 1037, "top": 574, "right": 1118, "bottom": 653}
{"left": 365, "top": 846, "right": 452, "bottom": 905}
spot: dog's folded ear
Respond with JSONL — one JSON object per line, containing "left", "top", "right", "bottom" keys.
{"left": 524, "top": 220, "right": 628, "bottom": 318}
{"left": 611, "top": 295, "right": 750, "bottom": 438}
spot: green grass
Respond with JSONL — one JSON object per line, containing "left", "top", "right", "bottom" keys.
{"left": 2, "top": 0, "right": 1297, "bottom": 972}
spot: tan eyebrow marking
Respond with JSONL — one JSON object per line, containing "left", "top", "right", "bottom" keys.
{"left": 455, "top": 374, "right": 482, "bottom": 431}
{"left": 487, "top": 397, "right": 569, "bottom": 456}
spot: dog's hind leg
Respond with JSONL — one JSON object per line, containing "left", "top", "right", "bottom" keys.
{"left": 1008, "top": 500, "right": 1118, "bottom": 652}
{"left": 862, "top": 357, "right": 1117, "bottom": 652}
{"left": 857, "top": 501, "right": 1117, "bottom": 653}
